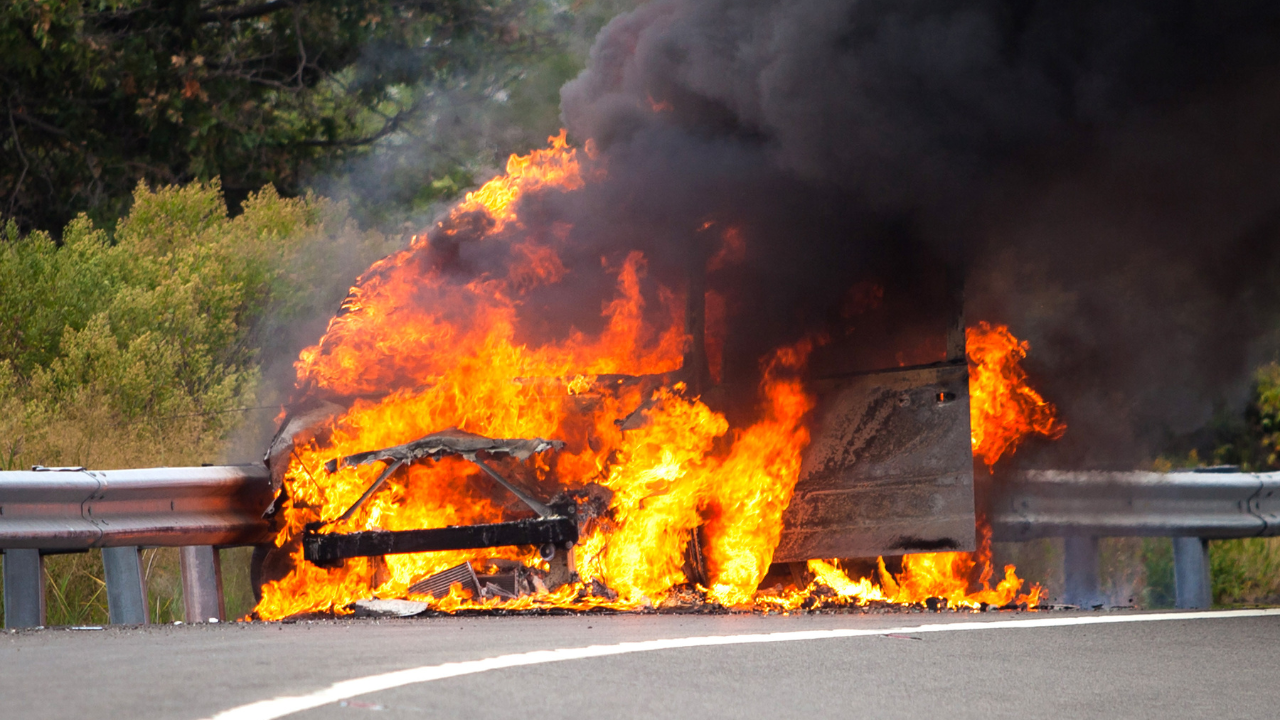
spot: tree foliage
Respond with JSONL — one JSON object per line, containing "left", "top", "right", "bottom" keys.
{"left": 0, "top": 0, "right": 543, "bottom": 232}
{"left": 0, "top": 179, "right": 393, "bottom": 470}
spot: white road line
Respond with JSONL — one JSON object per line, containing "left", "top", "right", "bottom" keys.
{"left": 204, "top": 608, "right": 1280, "bottom": 720}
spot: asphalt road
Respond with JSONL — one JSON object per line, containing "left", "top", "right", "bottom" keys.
{"left": 1, "top": 609, "right": 1277, "bottom": 720}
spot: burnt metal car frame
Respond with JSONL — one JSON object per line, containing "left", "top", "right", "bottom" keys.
{"left": 301, "top": 428, "right": 577, "bottom": 568}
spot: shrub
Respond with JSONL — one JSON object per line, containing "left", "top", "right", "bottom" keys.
{"left": 0, "top": 179, "right": 393, "bottom": 470}
{"left": 0, "top": 179, "right": 394, "bottom": 625}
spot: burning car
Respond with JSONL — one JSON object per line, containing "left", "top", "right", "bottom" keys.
{"left": 249, "top": 134, "right": 1055, "bottom": 619}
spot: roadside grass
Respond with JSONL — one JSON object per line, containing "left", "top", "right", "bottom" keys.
{"left": 993, "top": 537, "right": 1168, "bottom": 607}
{"left": 1, "top": 546, "right": 258, "bottom": 626}
{"left": 995, "top": 535, "right": 1279, "bottom": 609}
{"left": 1212, "top": 537, "right": 1280, "bottom": 606}
{"left": 221, "top": 547, "right": 258, "bottom": 620}
{"left": 43, "top": 551, "right": 109, "bottom": 625}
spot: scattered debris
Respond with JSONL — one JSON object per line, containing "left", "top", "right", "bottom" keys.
{"left": 531, "top": 575, "right": 549, "bottom": 594}
{"left": 586, "top": 579, "right": 618, "bottom": 602}
{"left": 475, "top": 560, "right": 523, "bottom": 598}
{"left": 657, "top": 584, "right": 708, "bottom": 611}
{"left": 352, "top": 599, "right": 430, "bottom": 618}
{"left": 403, "top": 559, "right": 564, "bottom": 603}
{"left": 407, "top": 562, "right": 481, "bottom": 599}
{"left": 480, "top": 582, "right": 518, "bottom": 600}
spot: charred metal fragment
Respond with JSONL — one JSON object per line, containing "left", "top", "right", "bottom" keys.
{"left": 775, "top": 361, "right": 976, "bottom": 562}
{"left": 681, "top": 526, "right": 708, "bottom": 587}
{"left": 476, "top": 572, "right": 520, "bottom": 597}
{"left": 263, "top": 399, "right": 345, "bottom": 517}
{"left": 265, "top": 399, "right": 345, "bottom": 487}
{"left": 470, "top": 457, "right": 554, "bottom": 518}
{"left": 480, "top": 581, "right": 518, "bottom": 600}
{"left": 325, "top": 428, "right": 564, "bottom": 473}
{"left": 325, "top": 427, "right": 565, "bottom": 523}
{"left": 407, "top": 561, "right": 481, "bottom": 598}
{"left": 303, "top": 514, "right": 578, "bottom": 568}
{"left": 406, "top": 561, "right": 527, "bottom": 601}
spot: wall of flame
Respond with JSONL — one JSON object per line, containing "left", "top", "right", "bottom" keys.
{"left": 253, "top": 134, "right": 1061, "bottom": 619}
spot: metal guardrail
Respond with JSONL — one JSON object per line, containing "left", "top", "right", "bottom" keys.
{"left": 990, "top": 469, "right": 1280, "bottom": 610}
{"left": 0, "top": 465, "right": 274, "bottom": 549}
{"left": 0, "top": 465, "right": 273, "bottom": 628}
{"left": 990, "top": 469, "right": 1280, "bottom": 540}
{"left": 3, "top": 464, "right": 1276, "bottom": 626}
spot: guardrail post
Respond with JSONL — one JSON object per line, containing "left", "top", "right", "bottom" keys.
{"left": 180, "top": 546, "right": 225, "bottom": 622}
{"left": 102, "top": 546, "right": 149, "bottom": 625}
{"left": 1173, "top": 537, "right": 1212, "bottom": 609}
{"left": 3, "top": 549, "right": 46, "bottom": 628}
{"left": 1063, "top": 535, "right": 1103, "bottom": 608}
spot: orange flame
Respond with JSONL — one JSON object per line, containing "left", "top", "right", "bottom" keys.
{"left": 255, "top": 134, "right": 816, "bottom": 619}
{"left": 253, "top": 132, "right": 1058, "bottom": 620}
{"left": 454, "top": 129, "right": 583, "bottom": 232}
{"left": 758, "top": 324, "right": 1059, "bottom": 611}
{"left": 968, "top": 322, "right": 1066, "bottom": 467}
{"left": 763, "top": 525, "right": 1042, "bottom": 611}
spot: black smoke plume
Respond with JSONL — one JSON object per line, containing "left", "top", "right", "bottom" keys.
{"left": 481, "top": 0, "right": 1280, "bottom": 467}
{"left": 325, "top": 0, "right": 1280, "bottom": 468}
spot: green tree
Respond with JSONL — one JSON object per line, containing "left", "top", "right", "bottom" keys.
{"left": 0, "top": 0, "right": 546, "bottom": 233}
{"left": 0, "top": 179, "right": 394, "bottom": 470}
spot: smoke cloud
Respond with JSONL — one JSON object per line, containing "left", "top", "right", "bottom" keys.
{"left": 495, "top": 0, "right": 1280, "bottom": 466}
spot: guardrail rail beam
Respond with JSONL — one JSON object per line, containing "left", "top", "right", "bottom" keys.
{"left": 993, "top": 469, "right": 1280, "bottom": 609}
{"left": 0, "top": 464, "right": 271, "bottom": 627}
